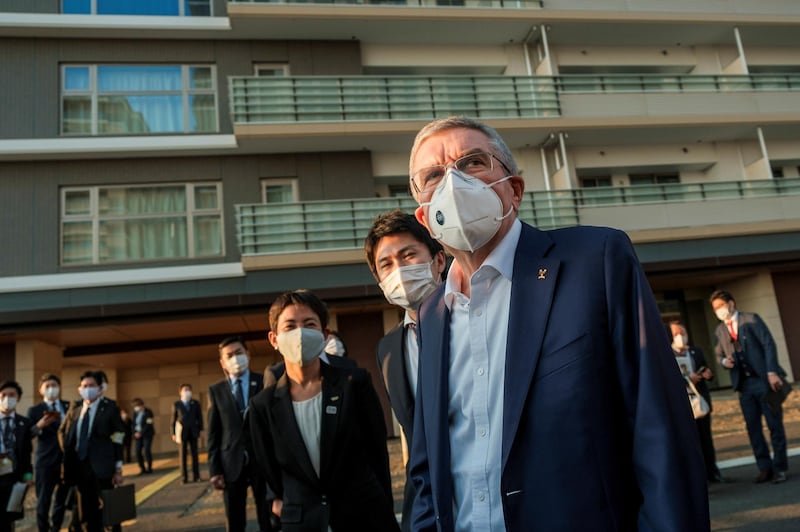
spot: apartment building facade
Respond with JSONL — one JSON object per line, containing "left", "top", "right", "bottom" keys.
{"left": 1, "top": 0, "right": 799, "bottom": 452}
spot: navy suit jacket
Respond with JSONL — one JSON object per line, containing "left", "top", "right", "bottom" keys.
{"left": 409, "top": 222, "right": 709, "bottom": 532}
{"left": 714, "top": 311, "right": 785, "bottom": 391}
{"left": 207, "top": 371, "right": 263, "bottom": 482}
{"left": 172, "top": 399, "right": 203, "bottom": 440}
{"left": 376, "top": 323, "right": 415, "bottom": 532}
{"left": 27, "top": 400, "right": 70, "bottom": 469}
{"left": 59, "top": 397, "right": 123, "bottom": 482}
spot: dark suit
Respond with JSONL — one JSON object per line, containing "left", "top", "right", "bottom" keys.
{"left": 249, "top": 363, "right": 399, "bottom": 532}
{"left": 172, "top": 398, "right": 203, "bottom": 481}
{"left": 377, "top": 323, "right": 416, "bottom": 532}
{"left": 0, "top": 413, "right": 33, "bottom": 531}
{"left": 59, "top": 397, "right": 124, "bottom": 532}
{"left": 268, "top": 354, "right": 357, "bottom": 384}
{"left": 714, "top": 311, "right": 788, "bottom": 474}
{"left": 208, "top": 371, "right": 272, "bottom": 532}
{"left": 410, "top": 223, "right": 709, "bottom": 531}
{"left": 675, "top": 347, "right": 721, "bottom": 482}
{"left": 133, "top": 406, "right": 155, "bottom": 474}
{"left": 28, "top": 400, "right": 70, "bottom": 532}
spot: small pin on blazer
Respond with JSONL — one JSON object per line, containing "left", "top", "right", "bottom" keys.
{"left": 538, "top": 268, "right": 547, "bottom": 280}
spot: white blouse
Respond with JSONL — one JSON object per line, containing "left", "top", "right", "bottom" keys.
{"left": 292, "top": 392, "right": 323, "bottom": 477}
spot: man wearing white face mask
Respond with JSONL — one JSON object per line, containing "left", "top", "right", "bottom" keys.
{"left": 28, "top": 374, "right": 71, "bottom": 532}
{"left": 208, "top": 335, "right": 274, "bottom": 532}
{"left": 249, "top": 289, "right": 399, "bottom": 532}
{"left": 0, "top": 380, "right": 34, "bottom": 530}
{"left": 407, "top": 117, "right": 708, "bottom": 532}
{"left": 710, "top": 289, "right": 789, "bottom": 484}
{"left": 59, "top": 371, "right": 125, "bottom": 532}
{"left": 364, "top": 209, "right": 446, "bottom": 532}
{"left": 669, "top": 322, "right": 723, "bottom": 484}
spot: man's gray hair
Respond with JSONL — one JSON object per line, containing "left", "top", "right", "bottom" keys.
{"left": 408, "top": 116, "right": 519, "bottom": 198}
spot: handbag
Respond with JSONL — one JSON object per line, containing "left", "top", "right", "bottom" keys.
{"left": 765, "top": 377, "right": 793, "bottom": 415}
{"left": 686, "top": 378, "right": 709, "bottom": 419}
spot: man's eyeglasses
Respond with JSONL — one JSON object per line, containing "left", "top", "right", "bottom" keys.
{"left": 411, "top": 151, "right": 512, "bottom": 200}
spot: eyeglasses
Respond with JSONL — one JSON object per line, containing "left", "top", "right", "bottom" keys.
{"left": 411, "top": 151, "right": 511, "bottom": 200}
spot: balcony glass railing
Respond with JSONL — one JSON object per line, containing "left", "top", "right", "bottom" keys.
{"left": 63, "top": 0, "right": 212, "bottom": 16}
{"left": 227, "top": 0, "right": 542, "bottom": 7}
{"left": 556, "top": 74, "right": 800, "bottom": 93}
{"left": 236, "top": 178, "right": 800, "bottom": 256}
{"left": 229, "top": 75, "right": 560, "bottom": 124}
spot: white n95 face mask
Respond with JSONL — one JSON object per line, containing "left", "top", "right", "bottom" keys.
{"left": 277, "top": 328, "right": 326, "bottom": 367}
{"left": 379, "top": 260, "right": 440, "bottom": 311}
{"left": 424, "top": 168, "right": 513, "bottom": 252}
{"left": 715, "top": 306, "right": 733, "bottom": 321}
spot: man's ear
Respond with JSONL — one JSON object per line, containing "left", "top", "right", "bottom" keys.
{"left": 415, "top": 205, "right": 430, "bottom": 232}
{"left": 267, "top": 331, "right": 278, "bottom": 350}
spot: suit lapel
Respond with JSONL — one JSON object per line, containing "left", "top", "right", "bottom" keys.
{"left": 386, "top": 326, "right": 414, "bottom": 429}
{"left": 502, "top": 223, "right": 559, "bottom": 469}
{"left": 319, "top": 364, "right": 342, "bottom": 483}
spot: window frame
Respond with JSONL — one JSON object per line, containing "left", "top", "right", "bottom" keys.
{"left": 261, "top": 178, "right": 299, "bottom": 204}
{"left": 60, "top": 182, "right": 224, "bottom": 266}
{"left": 60, "top": 64, "right": 219, "bottom": 136}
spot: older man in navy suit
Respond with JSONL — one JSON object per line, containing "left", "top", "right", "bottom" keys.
{"left": 710, "top": 289, "right": 789, "bottom": 484}
{"left": 407, "top": 116, "right": 709, "bottom": 532}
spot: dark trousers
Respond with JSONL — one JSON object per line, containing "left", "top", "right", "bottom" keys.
{"left": 223, "top": 469, "right": 273, "bottom": 532}
{"left": 695, "top": 414, "right": 721, "bottom": 481}
{"left": 122, "top": 439, "right": 132, "bottom": 464}
{"left": 180, "top": 437, "right": 200, "bottom": 481}
{"left": 739, "top": 376, "right": 788, "bottom": 473}
{"left": 0, "top": 473, "right": 20, "bottom": 532}
{"left": 135, "top": 435, "right": 153, "bottom": 473}
{"left": 35, "top": 462, "right": 69, "bottom": 532}
{"left": 76, "top": 460, "right": 121, "bottom": 532}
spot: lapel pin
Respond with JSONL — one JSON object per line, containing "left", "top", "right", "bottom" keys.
{"left": 538, "top": 268, "right": 547, "bottom": 280}
{"left": 331, "top": 396, "right": 339, "bottom": 402}
{"left": 326, "top": 406, "right": 337, "bottom": 415}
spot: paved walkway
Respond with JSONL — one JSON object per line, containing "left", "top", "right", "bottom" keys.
{"left": 14, "top": 392, "right": 800, "bottom": 531}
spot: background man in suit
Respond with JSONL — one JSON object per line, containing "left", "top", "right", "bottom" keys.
{"left": 27, "top": 373, "right": 71, "bottom": 532}
{"left": 131, "top": 398, "right": 155, "bottom": 475}
{"left": 710, "top": 289, "right": 789, "bottom": 484}
{"left": 0, "top": 380, "right": 34, "bottom": 532}
{"left": 59, "top": 371, "right": 125, "bottom": 532}
{"left": 172, "top": 383, "right": 204, "bottom": 483}
{"left": 208, "top": 336, "right": 273, "bottom": 532}
{"left": 364, "top": 209, "right": 446, "bottom": 532}
{"left": 406, "top": 116, "right": 708, "bottom": 531}
{"left": 670, "top": 322, "right": 723, "bottom": 484}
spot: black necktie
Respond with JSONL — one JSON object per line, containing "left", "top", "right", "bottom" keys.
{"left": 77, "top": 408, "right": 90, "bottom": 460}
{"left": 234, "top": 378, "right": 245, "bottom": 415}
{"left": 2, "top": 418, "right": 14, "bottom": 464}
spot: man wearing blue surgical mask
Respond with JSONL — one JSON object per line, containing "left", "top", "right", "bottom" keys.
{"left": 364, "top": 209, "right": 446, "bottom": 532}
{"left": 407, "top": 116, "right": 708, "bottom": 532}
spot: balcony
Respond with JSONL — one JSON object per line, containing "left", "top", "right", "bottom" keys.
{"left": 230, "top": 73, "right": 800, "bottom": 152}
{"left": 235, "top": 177, "right": 800, "bottom": 269}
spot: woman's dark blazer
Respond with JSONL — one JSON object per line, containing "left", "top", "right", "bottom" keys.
{"left": 249, "top": 361, "right": 400, "bottom": 532}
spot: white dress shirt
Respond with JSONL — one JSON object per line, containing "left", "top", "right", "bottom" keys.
{"left": 444, "top": 219, "right": 521, "bottom": 532}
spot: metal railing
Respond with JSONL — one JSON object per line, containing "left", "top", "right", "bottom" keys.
{"left": 230, "top": 73, "right": 800, "bottom": 125}
{"left": 555, "top": 73, "right": 800, "bottom": 93}
{"left": 228, "top": 0, "right": 542, "bottom": 7}
{"left": 229, "top": 75, "right": 561, "bottom": 124}
{"left": 235, "top": 178, "right": 800, "bottom": 256}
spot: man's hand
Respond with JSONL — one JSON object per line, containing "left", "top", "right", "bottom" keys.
{"left": 272, "top": 498, "right": 283, "bottom": 517}
{"left": 700, "top": 367, "right": 714, "bottom": 380}
{"left": 134, "top": 432, "right": 142, "bottom": 440}
{"left": 721, "top": 356, "right": 735, "bottom": 369}
{"left": 112, "top": 471, "right": 124, "bottom": 486}
{"left": 36, "top": 411, "right": 59, "bottom": 430}
{"left": 689, "top": 373, "right": 702, "bottom": 385}
{"left": 171, "top": 435, "right": 177, "bottom": 442}
{"left": 210, "top": 475, "right": 225, "bottom": 490}
{"left": 768, "top": 374, "right": 783, "bottom": 392}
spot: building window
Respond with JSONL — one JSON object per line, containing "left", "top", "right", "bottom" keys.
{"left": 254, "top": 64, "right": 290, "bottom": 77}
{"left": 262, "top": 179, "right": 298, "bottom": 204}
{"left": 629, "top": 173, "right": 680, "bottom": 185}
{"left": 61, "top": 183, "right": 223, "bottom": 265}
{"left": 61, "top": 65, "right": 218, "bottom": 135}
{"left": 580, "top": 176, "right": 612, "bottom": 188}
{"left": 62, "top": 0, "right": 212, "bottom": 16}
{"left": 388, "top": 184, "right": 412, "bottom": 197}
